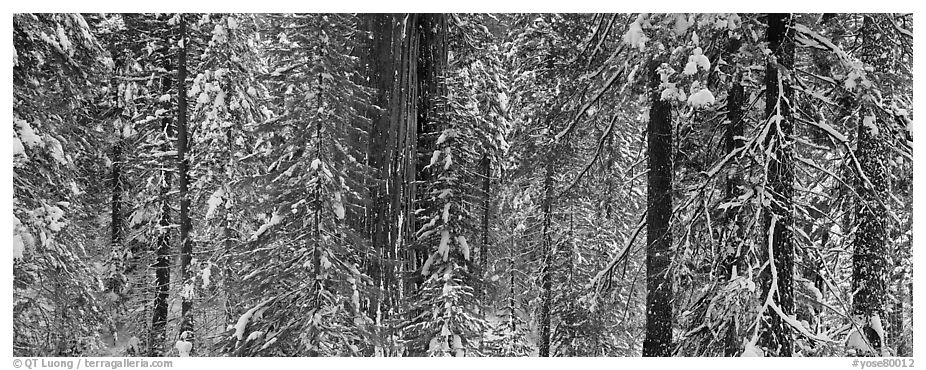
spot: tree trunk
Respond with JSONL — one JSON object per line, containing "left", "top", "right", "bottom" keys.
{"left": 721, "top": 34, "right": 745, "bottom": 357}
{"left": 538, "top": 156, "right": 555, "bottom": 357}
{"left": 642, "top": 57, "right": 673, "bottom": 357}
{"left": 851, "top": 15, "right": 889, "bottom": 356}
{"left": 149, "top": 50, "right": 173, "bottom": 358}
{"left": 411, "top": 14, "right": 447, "bottom": 297}
{"left": 479, "top": 153, "right": 491, "bottom": 298}
{"left": 176, "top": 15, "right": 194, "bottom": 352}
{"left": 758, "top": 13, "right": 795, "bottom": 357}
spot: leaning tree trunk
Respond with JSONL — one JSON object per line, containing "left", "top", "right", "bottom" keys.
{"left": 758, "top": 13, "right": 795, "bottom": 357}
{"left": 851, "top": 14, "right": 890, "bottom": 356}
{"left": 642, "top": 57, "right": 673, "bottom": 357}
{"left": 176, "top": 15, "right": 194, "bottom": 352}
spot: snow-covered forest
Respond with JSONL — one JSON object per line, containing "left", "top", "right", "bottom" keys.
{"left": 12, "top": 13, "right": 913, "bottom": 357}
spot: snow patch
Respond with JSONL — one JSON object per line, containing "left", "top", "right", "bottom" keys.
{"left": 250, "top": 213, "right": 283, "bottom": 241}
{"left": 234, "top": 299, "right": 271, "bottom": 341}
{"left": 175, "top": 340, "right": 192, "bottom": 356}
{"left": 687, "top": 88, "right": 716, "bottom": 108}
{"left": 623, "top": 15, "right": 649, "bottom": 51}
{"left": 15, "top": 118, "right": 42, "bottom": 148}
{"left": 683, "top": 47, "right": 711, "bottom": 75}
{"left": 863, "top": 115, "right": 879, "bottom": 137}
{"left": 205, "top": 188, "right": 225, "bottom": 220}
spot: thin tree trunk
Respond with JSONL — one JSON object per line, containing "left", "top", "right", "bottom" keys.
{"left": 150, "top": 50, "right": 173, "bottom": 358}
{"left": 538, "top": 157, "right": 555, "bottom": 357}
{"left": 758, "top": 13, "right": 795, "bottom": 357}
{"left": 479, "top": 153, "right": 491, "bottom": 296}
{"left": 642, "top": 57, "right": 673, "bottom": 357}
{"left": 176, "top": 16, "right": 194, "bottom": 352}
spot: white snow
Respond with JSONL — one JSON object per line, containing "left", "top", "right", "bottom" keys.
{"left": 429, "top": 150, "right": 441, "bottom": 167}
{"left": 175, "top": 340, "right": 192, "bottom": 356}
{"left": 870, "top": 314, "right": 886, "bottom": 350}
{"left": 683, "top": 47, "right": 711, "bottom": 75}
{"left": 332, "top": 200, "right": 345, "bottom": 220}
{"left": 15, "top": 118, "right": 42, "bottom": 148}
{"left": 205, "top": 188, "right": 225, "bottom": 220}
{"left": 623, "top": 15, "right": 649, "bottom": 51}
{"left": 56, "top": 25, "right": 73, "bottom": 57}
{"left": 201, "top": 263, "right": 212, "bottom": 289}
{"left": 687, "top": 88, "right": 716, "bottom": 108}
{"left": 741, "top": 341, "right": 764, "bottom": 357}
{"left": 438, "top": 230, "right": 451, "bottom": 260}
{"left": 457, "top": 236, "right": 470, "bottom": 261}
{"left": 846, "top": 329, "right": 875, "bottom": 354}
{"left": 45, "top": 136, "right": 66, "bottom": 165}
{"left": 44, "top": 204, "right": 66, "bottom": 232}
{"left": 673, "top": 14, "right": 691, "bottom": 36}
{"left": 813, "top": 121, "right": 848, "bottom": 142}
{"left": 863, "top": 115, "right": 879, "bottom": 137}
{"left": 13, "top": 215, "right": 26, "bottom": 260}
{"left": 234, "top": 299, "right": 271, "bottom": 341}
{"left": 250, "top": 213, "right": 283, "bottom": 241}
{"left": 246, "top": 331, "right": 264, "bottom": 342}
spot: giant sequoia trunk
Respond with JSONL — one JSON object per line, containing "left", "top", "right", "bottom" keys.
{"left": 363, "top": 13, "right": 398, "bottom": 327}
{"left": 642, "top": 58, "right": 673, "bottom": 357}
{"left": 851, "top": 15, "right": 889, "bottom": 355}
{"left": 409, "top": 13, "right": 447, "bottom": 295}
{"left": 758, "top": 13, "right": 795, "bottom": 357}
{"left": 176, "top": 15, "right": 194, "bottom": 351}
{"left": 361, "top": 13, "right": 446, "bottom": 356}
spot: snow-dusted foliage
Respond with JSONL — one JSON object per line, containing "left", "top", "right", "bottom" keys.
{"left": 13, "top": 13, "right": 111, "bottom": 356}
{"left": 213, "top": 14, "right": 372, "bottom": 356}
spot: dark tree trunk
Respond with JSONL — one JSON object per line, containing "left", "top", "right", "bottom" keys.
{"left": 176, "top": 15, "right": 194, "bottom": 351}
{"left": 642, "top": 58, "right": 673, "bottom": 357}
{"left": 109, "top": 118, "right": 124, "bottom": 294}
{"left": 479, "top": 153, "right": 491, "bottom": 297}
{"left": 363, "top": 13, "right": 397, "bottom": 327}
{"left": 150, "top": 53, "right": 173, "bottom": 358}
{"left": 721, "top": 35, "right": 745, "bottom": 358}
{"left": 538, "top": 157, "right": 555, "bottom": 357}
{"left": 758, "top": 13, "right": 795, "bottom": 357}
{"left": 851, "top": 15, "right": 889, "bottom": 356}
